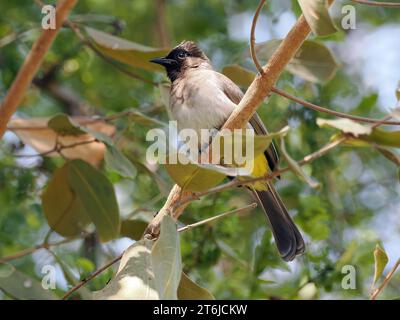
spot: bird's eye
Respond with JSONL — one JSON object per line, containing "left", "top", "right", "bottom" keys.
{"left": 177, "top": 52, "right": 187, "bottom": 59}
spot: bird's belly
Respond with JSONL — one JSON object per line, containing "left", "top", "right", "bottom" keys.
{"left": 171, "top": 94, "right": 233, "bottom": 137}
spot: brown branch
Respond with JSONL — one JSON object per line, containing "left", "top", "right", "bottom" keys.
{"left": 0, "top": 238, "right": 75, "bottom": 264}
{"left": 371, "top": 258, "right": 400, "bottom": 300}
{"left": 154, "top": 0, "right": 171, "bottom": 47}
{"left": 0, "top": 0, "right": 78, "bottom": 139}
{"left": 352, "top": 0, "right": 400, "bottom": 8}
{"left": 271, "top": 87, "right": 400, "bottom": 126}
{"left": 250, "top": 0, "right": 266, "bottom": 74}
{"left": 144, "top": 2, "right": 332, "bottom": 239}
{"left": 62, "top": 253, "right": 123, "bottom": 300}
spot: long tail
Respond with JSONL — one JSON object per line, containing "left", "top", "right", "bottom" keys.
{"left": 252, "top": 183, "right": 305, "bottom": 261}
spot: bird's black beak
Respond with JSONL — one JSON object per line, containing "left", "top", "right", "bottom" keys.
{"left": 150, "top": 57, "right": 177, "bottom": 67}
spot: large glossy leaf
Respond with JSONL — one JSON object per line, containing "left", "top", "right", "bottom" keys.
{"left": 42, "top": 163, "right": 90, "bottom": 237}
{"left": 178, "top": 272, "right": 214, "bottom": 300}
{"left": 0, "top": 263, "right": 59, "bottom": 300}
{"left": 151, "top": 215, "right": 182, "bottom": 300}
{"left": 68, "top": 160, "right": 120, "bottom": 242}
{"left": 85, "top": 27, "right": 169, "bottom": 72}
{"left": 373, "top": 245, "right": 388, "bottom": 287}
{"left": 298, "top": 0, "right": 337, "bottom": 36}
{"left": 104, "top": 145, "right": 137, "bottom": 179}
{"left": 254, "top": 40, "right": 338, "bottom": 83}
{"left": 93, "top": 239, "right": 159, "bottom": 300}
{"left": 94, "top": 215, "right": 182, "bottom": 300}
{"left": 165, "top": 161, "right": 226, "bottom": 192}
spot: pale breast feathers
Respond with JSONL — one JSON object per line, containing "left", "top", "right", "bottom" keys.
{"left": 170, "top": 69, "right": 236, "bottom": 134}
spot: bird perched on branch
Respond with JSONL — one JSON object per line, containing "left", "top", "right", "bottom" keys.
{"left": 150, "top": 41, "right": 304, "bottom": 261}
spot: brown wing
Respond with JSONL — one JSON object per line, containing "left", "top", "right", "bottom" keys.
{"left": 216, "top": 73, "right": 279, "bottom": 172}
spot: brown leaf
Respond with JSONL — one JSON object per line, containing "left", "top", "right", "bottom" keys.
{"left": 9, "top": 117, "right": 115, "bottom": 166}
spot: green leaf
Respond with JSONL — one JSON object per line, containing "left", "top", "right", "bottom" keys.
{"left": 105, "top": 145, "right": 137, "bottom": 179}
{"left": 128, "top": 110, "right": 166, "bottom": 127}
{"left": 165, "top": 161, "right": 226, "bottom": 192}
{"left": 279, "top": 136, "right": 320, "bottom": 188}
{"left": 298, "top": 0, "right": 337, "bottom": 36}
{"left": 47, "top": 114, "right": 87, "bottom": 136}
{"left": 317, "top": 118, "right": 372, "bottom": 136}
{"left": 94, "top": 216, "right": 182, "bottom": 300}
{"left": 255, "top": 40, "right": 338, "bottom": 83}
{"left": 93, "top": 239, "right": 159, "bottom": 300}
{"left": 375, "top": 146, "right": 400, "bottom": 166}
{"left": 42, "top": 163, "right": 90, "bottom": 237}
{"left": 365, "top": 128, "right": 400, "bottom": 148}
{"left": 151, "top": 215, "right": 182, "bottom": 300}
{"left": 317, "top": 118, "right": 400, "bottom": 148}
{"left": 0, "top": 264, "right": 59, "bottom": 300}
{"left": 68, "top": 159, "right": 120, "bottom": 242}
{"left": 178, "top": 272, "right": 215, "bottom": 300}
{"left": 221, "top": 64, "right": 255, "bottom": 87}
{"left": 120, "top": 219, "right": 148, "bottom": 240}
{"left": 85, "top": 27, "right": 169, "bottom": 72}
{"left": 373, "top": 244, "right": 389, "bottom": 287}
{"left": 51, "top": 253, "right": 93, "bottom": 300}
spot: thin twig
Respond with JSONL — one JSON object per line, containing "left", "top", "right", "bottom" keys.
{"left": 272, "top": 87, "right": 400, "bottom": 126}
{"left": 371, "top": 258, "right": 400, "bottom": 300}
{"left": 351, "top": 0, "right": 400, "bottom": 8}
{"left": 369, "top": 115, "right": 393, "bottom": 129}
{"left": 250, "top": 0, "right": 266, "bottom": 74}
{"left": 0, "top": 238, "right": 75, "bottom": 264}
{"left": 62, "top": 253, "right": 123, "bottom": 300}
{"left": 13, "top": 139, "right": 97, "bottom": 158}
{"left": 177, "top": 203, "right": 257, "bottom": 232}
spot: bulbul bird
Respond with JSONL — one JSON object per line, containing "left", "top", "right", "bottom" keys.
{"left": 151, "top": 41, "right": 305, "bottom": 261}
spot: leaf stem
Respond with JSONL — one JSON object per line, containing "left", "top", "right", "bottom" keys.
{"left": 371, "top": 258, "right": 400, "bottom": 300}
{"left": 250, "top": 0, "right": 266, "bottom": 74}
{"left": 177, "top": 203, "right": 257, "bottom": 232}
{"left": 62, "top": 253, "right": 123, "bottom": 300}
{"left": 272, "top": 87, "right": 400, "bottom": 126}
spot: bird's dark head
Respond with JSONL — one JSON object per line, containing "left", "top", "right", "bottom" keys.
{"left": 150, "top": 41, "right": 209, "bottom": 82}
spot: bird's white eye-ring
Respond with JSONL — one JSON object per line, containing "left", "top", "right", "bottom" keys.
{"left": 177, "top": 52, "right": 187, "bottom": 59}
